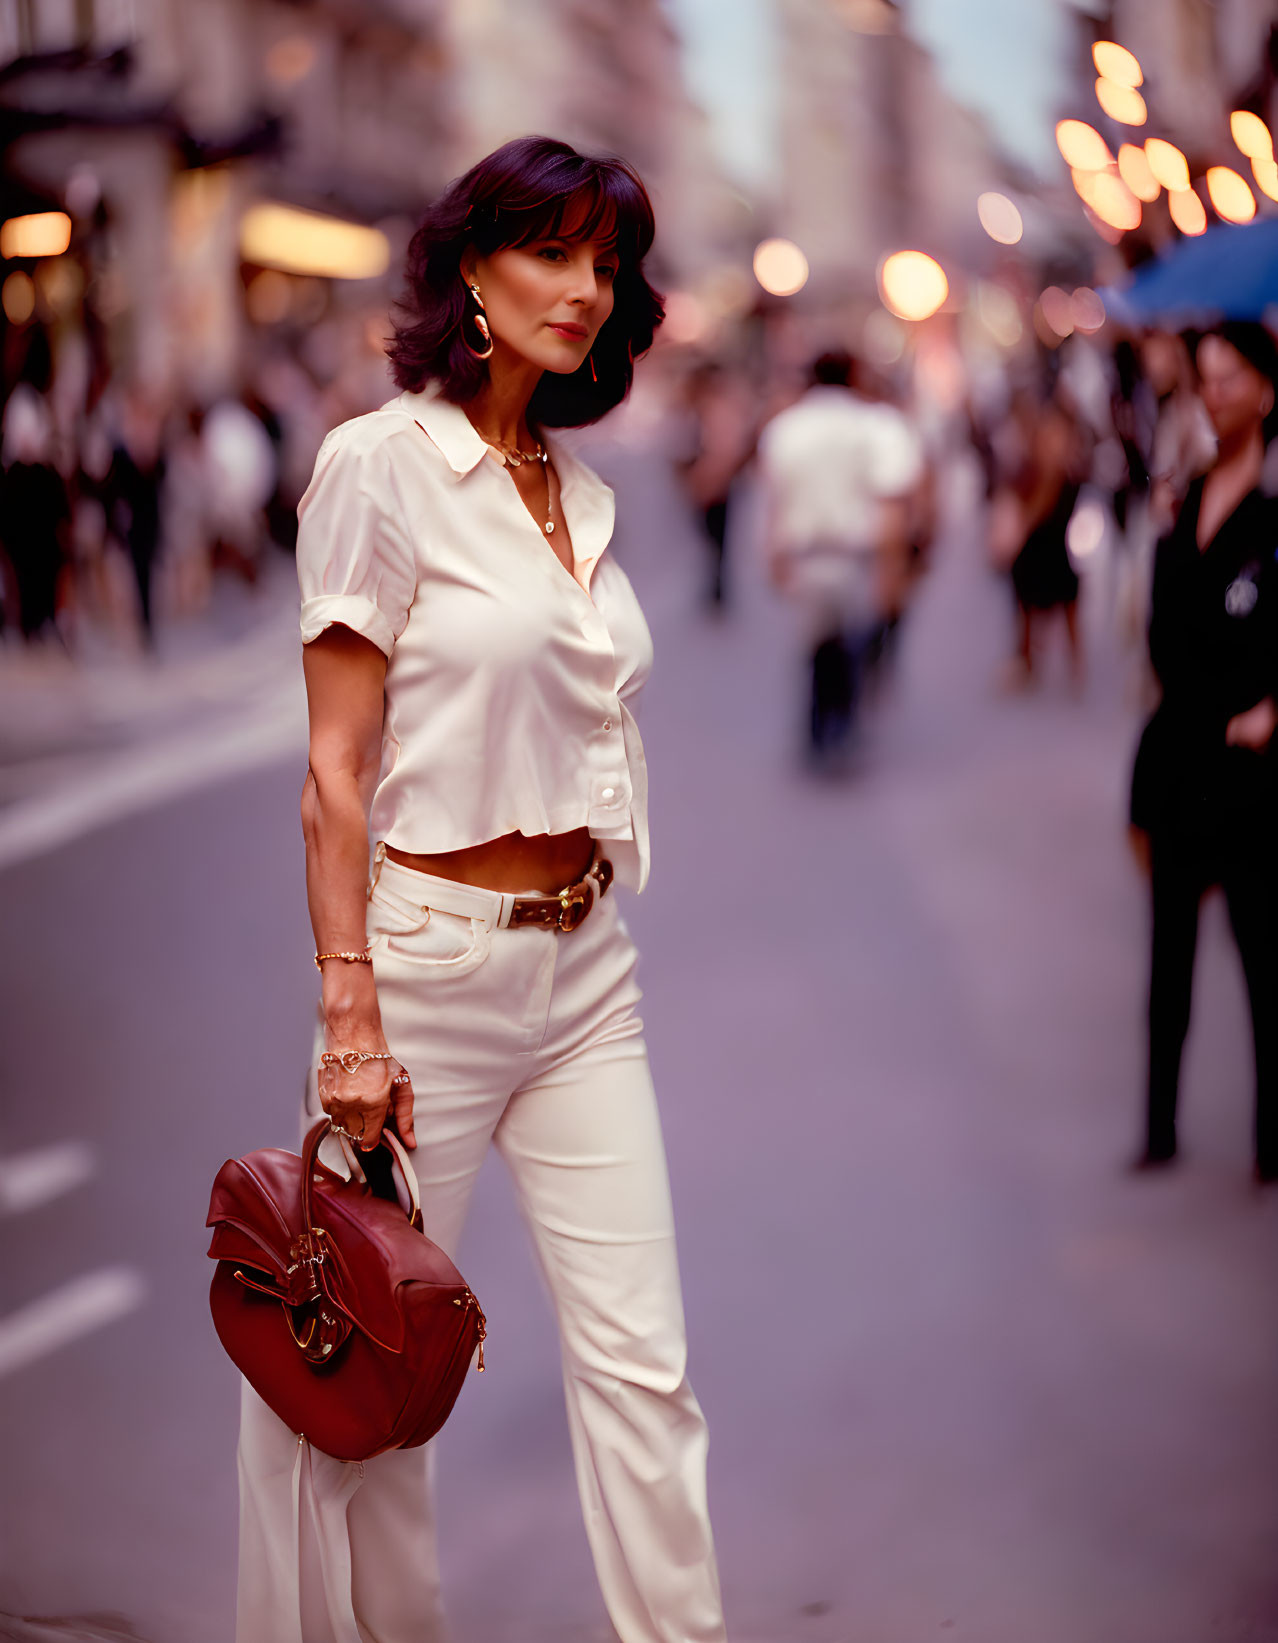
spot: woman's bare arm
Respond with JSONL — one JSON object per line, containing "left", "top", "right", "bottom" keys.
{"left": 301, "top": 624, "right": 415, "bottom": 1149}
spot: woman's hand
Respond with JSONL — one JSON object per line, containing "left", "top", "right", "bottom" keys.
{"left": 1225, "top": 696, "right": 1277, "bottom": 751}
{"left": 319, "top": 1039, "right": 416, "bottom": 1152}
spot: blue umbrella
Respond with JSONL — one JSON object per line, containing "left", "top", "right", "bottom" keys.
{"left": 1103, "top": 217, "right": 1278, "bottom": 324}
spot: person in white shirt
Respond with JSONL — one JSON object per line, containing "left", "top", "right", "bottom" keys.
{"left": 758, "top": 351, "right": 923, "bottom": 767}
{"left": 235, "top": 136, "right": 726, "bottom": 1643}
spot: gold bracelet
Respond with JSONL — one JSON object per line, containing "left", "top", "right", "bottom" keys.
{"left": 320, "top": 1050, "right": 395, "bottom": 1074}
{"left": 314, "top": 948, "right": 372, "bottom": 971}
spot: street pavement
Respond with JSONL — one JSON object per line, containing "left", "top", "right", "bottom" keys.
{"left": 1, "top": 441, "right": 1276, "bottom": 1643}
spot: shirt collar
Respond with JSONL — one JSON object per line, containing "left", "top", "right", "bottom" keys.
{"left": 397, "top": 383, "right": 616, "bottom": 588}
{"left": 398, "top": 384, "right": 490, "bottom": 478}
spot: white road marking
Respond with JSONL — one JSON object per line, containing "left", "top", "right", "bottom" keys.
{"left": 0, "top": 694, "right": 306, "bottom": 872}
{"left": 0, "top": 1267, "right": 147, "bottom": 1379}
{"left": 0, "top": 1140, "right": 96, "bottom": 1215}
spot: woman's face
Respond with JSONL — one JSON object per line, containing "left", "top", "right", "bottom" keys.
{"left": 1197, "top": 334, "right": 1273, "bottom": 444}
{"left": 464, "top": 227, "right": 619, "bottom": 378}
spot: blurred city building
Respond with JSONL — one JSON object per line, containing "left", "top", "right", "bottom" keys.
{"left": 772, "top": 0, "right": 1043, "bottom": 300}
{"left": 0, "top": 0, "right": 746, "bottom": 416}
{"left": 442, "top": 0, "right": 746, "bottom": 292}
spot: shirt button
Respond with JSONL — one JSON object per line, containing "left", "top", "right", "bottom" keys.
{"left": 601, "top": 787, "right": 615, "bottom": 800}
{"left": 602, "top": 718, "right": 613, "bottom": 732}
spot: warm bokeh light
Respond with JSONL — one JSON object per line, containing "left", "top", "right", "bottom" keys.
{"left": 1038, "top": 286, "right": 1076, "bottom": 339}
{"left": 1168, "top": 188, "right": 1207, "bottom": 236}
{"left": 1092, "top": 41, "right": 1143, "bottom": 88}
{"left": 1056, "top": 119, "right": 1112, "bottom": 171}
{"left": 1144, "top": 139, "right": 1191, "bottom": 193}
{"left": 0, "top": 211, "right": 72, "bottom": 259}
{"left": 2, "top": 269, "right": 35, "bottom": 324}
{"left": 752, "top": 237, "right": 809, "bottom": 297}
{"left": 1117, "top": 143, "right": 1160, "bottom": 202}
{"left": 976, "top": 192, "right": 1023, "bottom": 245}
{"left": 878, "top": 250, "right": 949, "bottom": 321}
{"left": 976, "top": 282, "right": 1022, "bottom": 349}
{"left": 1251, "top": 154, "right": 1278, "bottom": 202}
{"left": 1071, "top": 287, "right": 1107, "bottom": 333}
{"left": 1230, "top": 110, "right": 1273, "bottom": 161}
{"left": 1206, "top": 166, "right": 1257, "bottom": 224}
{"left": 1073, "top": 168, "right": 1142, "bottom": 232}
{"left": 240, "top": 203, "right": 390, "bottom": 280}
{"left": 1095, "top": 78, "right": 1147, "bottom": 126}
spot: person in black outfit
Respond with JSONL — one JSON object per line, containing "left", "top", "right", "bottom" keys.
{"left": 1130, "top": 323, "right": 1278, "bottom": 1183}
{"left": 0, "top": 453, "right": 69, "bottom": 640}
{"left": 107, "top": 391, "right": 166, "bottom": 643}
{"left": 1007, "top": 392, "right": 1085, "bottom": 686}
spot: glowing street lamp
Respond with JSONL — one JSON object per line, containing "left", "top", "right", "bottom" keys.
{"left": 240, "top": 203, "right": 390, "bottom": 279}
{"left": 1144, "top": 139, "right": 1190, "bottom": 193}
{"left": 878, "top": 251, "right": 949, "bottom": 321}
{"left": 752, "top": 238, "right": 809, "bottom": 297}
{"left": 1168, "top": 189, "right": 1207, "bottom": 236}
{"left": 1056, "top": 119, "right": 1112, "bottom": 171}
{"left": 1117, "top": 143, "right": 1160, "bottom": 202}
{"left": 1095, "top": 78, "right": 1147, "bottom": 125}
{"left": 1072, "top": 168, "right": 1142, "bottom": 232}
{"left": 0, "top": 211, "right": 72, "bottom": 259}
{"left": 1205, "top": 166, "right": 1256, "bottom": 224}
{"left": 1251, "top": 155, "right": 1278, "bottom": 203}
{"left": 1230, "top": 110, "right": 1273, "bottom": 161}
{"left": 976, "top": 192, "right": 1023, "bottom": 245}
{"left": 1092, "top": 41, "right": 1143, "bottom": 88}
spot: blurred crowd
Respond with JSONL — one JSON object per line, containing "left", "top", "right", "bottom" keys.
{"left": 0, "top": 312, "right": 389, "bottom": 656}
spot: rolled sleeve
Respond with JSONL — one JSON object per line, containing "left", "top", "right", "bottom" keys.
{"left": 299, "top": 592, "right": 397, "bottom": 658}
{"left": 296, "top": 426, "right": 417, "bottom": 655}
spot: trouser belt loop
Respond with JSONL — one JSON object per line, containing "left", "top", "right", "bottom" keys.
{"left": 367, "top": 841, "right": 387, "bottom": 899}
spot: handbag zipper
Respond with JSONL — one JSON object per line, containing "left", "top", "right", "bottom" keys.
{"left": 452, "top": 1288, "right": 487, "bottom": 1371}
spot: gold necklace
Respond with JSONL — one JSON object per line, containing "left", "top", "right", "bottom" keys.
{"left": 482, "top": 436, "right": 556, "bottom": 536}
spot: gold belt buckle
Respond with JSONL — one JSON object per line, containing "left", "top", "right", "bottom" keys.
{"left": 557, "top": 882, "right": 593, "bottom": 932}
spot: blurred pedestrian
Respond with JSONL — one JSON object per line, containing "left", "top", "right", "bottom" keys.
{"left": 0, "top": 385, "right": 70, "bottom": 642}
{"left": 106, "top": 387, "right": 167, "bottom": 645}
{"left": 202, "top": 394, "right": 277, "bottom": 584}
{"left": 1118, "top": 330, "right": 1216, "bottom": 649}
{"left": 673, "top": 359, "right": 756, "bottom": 612}
{"left": 758, "top": 349, "right": 923, "bottom": 769}
{"left": 1129, "top": 323, "right": 1278, "bottom": 1182}
{"left": 235, "top": 136, "right": 726, "bottom": 1643}
{"left": 1001, "top": 388, "right": 1086, "bottom": 690}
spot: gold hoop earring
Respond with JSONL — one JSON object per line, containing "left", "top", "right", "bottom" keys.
{"left": 462, "top": 281, "right": 493, "bottom": 361}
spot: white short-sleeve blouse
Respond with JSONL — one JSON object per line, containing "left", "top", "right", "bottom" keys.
{"left": 297, "top": 384, "right": 654, "bottom": 892}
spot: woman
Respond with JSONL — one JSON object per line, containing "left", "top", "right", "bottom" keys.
{"left": 236, "top": 137, "right": 727, "bottom": 1642}
{"left": 1130, "top": 322, "right": 1278, "bottom": 1183}
{"left": 1005, "top": 389, "right": 1084, "bottom": 688}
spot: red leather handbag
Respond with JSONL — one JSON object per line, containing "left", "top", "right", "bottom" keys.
{"left": 206, "top": 1117, "right": 486, "bottom": 1462}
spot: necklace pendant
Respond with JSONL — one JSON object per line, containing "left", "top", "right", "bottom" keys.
{"left": 545, "top": 521, "right": 555, "bottom": 535}
{"left": 506, "top": 452, "right": 521, "bottom": 467}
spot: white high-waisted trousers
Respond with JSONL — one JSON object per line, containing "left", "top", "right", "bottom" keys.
{"left": 236, "top": 850, "right": 726, "bottom": 1643}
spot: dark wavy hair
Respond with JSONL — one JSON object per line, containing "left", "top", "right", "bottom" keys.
{"left": 387, "top": 136, "right": 664, "bottom": 428}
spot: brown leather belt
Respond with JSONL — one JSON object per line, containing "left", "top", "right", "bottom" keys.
{"left": 507, "top": 856, "right": 614, "bottom": 932}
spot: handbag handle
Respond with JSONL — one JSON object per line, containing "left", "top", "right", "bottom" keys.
{"left": 300, "top": 1117, "right": 422, "bottom": 1234}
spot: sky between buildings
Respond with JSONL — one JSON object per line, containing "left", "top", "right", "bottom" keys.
{"left": 667, "top": 0, "right": 1102, "bottom": 192}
